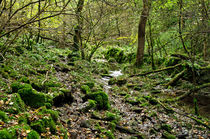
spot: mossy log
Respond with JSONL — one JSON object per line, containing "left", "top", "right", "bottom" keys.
{"left": 164, "top": 69, "right": 187, "bottom": 86}
{"left": 171, "top": 53, "right": 190, "bottom": 60}
{"left": 156, "top": 98, "right": 210, "bottom": 130}
{"left": 165, "top": 82, "right": 210, "bottom": 102}
{"left": 130, "top": 63, "right": 182, "bottom": 77}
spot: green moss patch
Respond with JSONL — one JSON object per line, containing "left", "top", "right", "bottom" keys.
{"left": 0, "top": 111, "right": 9, "bottom": 123}
{"left": 83, "top": 91, "right": 110, "bottom": 110}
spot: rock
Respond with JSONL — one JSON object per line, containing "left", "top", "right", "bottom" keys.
{"left": 83, "top": 91, "right": 110, "bottom": 110}
{"left": 80, "top": 120, "right": 91, "bottom": 128}
{"left": 53, "top": 88, "right": 74, "bottom": 107}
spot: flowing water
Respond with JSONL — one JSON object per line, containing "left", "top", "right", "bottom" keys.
{"left": 100, "top": 70, "right": 123, "bottom": 93}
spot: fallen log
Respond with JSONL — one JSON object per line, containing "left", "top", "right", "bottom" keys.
{"left": 155, "top": 98, "right": 210, "bottom": 130}
{"left": 165, "top": 82, "right": 210, "bottom": 102}
{"left": 130, "top": 63, "right": 182, "bottom": 77}
{"left": 164, "top": 69, "right": 187, "bottom": 86}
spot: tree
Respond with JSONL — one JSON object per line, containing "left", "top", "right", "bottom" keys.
{"left": 136, "top": 0, "right": 151, "bottom": 66}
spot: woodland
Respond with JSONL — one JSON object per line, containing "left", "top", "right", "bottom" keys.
{"left": 0, "top": 0, "right": 209, "bottom": 138}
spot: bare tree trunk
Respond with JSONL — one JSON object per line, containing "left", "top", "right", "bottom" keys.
{"left": 136, "top": 0, "right": 151, "bottom": 66}
{"left": 36, "top": 0, "right": 41, "bottom": 43}
{"left": 148, "top": 19, "right": 155, "bottom": 69}
{"left": 73, "top": 0, "right": 85, "bottom": 58}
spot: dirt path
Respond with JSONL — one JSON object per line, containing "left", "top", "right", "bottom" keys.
{"left": 53, "top": 66, "right": 209, "bottom": 139}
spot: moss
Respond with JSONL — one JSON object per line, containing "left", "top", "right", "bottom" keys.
{"left": 81, "top": 85, "right": 91, "bottom": 94}
{"left": 0, "top": 129, "right": 12, "bottom": 139}
{"left": 10, "top": 93, "right": 25, "bottom": 113}
{"left": 108, "top": 78, "right": 116, "bottom": 85}
{"left": 165, "top": 57, "right": 181, "bottom": 67}
{"left": 161, "top": 124, "right": 172, "bottom": 132}
{"left": 0, "top": 111, "right": 9, "bottom": 123}
{"left": 105, "top": 112, "right": 119, "bottom": 122}
{"left": 30, "top": 116, "right": 56, "bottom": 134}
{"left": 105, "top": 130, "right": 115, "bottom": 139}
{"left": 31, "top": 82, "right": 44, "bottom": 92}
{"left": 162, "top": 131, "right": 176, "bottom": 139}
{"left": 53, "top": 89, "right": 74, "bottom": 106}
{"left": 18, "top": 76, "right": 30, "bottom": 83}
{"left": 8, "top": 124, "right": 31, "bottom": 138}
{"left": 84, "top": 91, "right": 110, "bottom": 110}
{"left": 108, "top": 122, "right": 116, "bottom": 133}
{"left": 84, "top": 82, "right": 95, "bottom": 89}
{"left": 11, "top": 82, "right": 32, "bottom": 93}
{"left": 18, "top": 115, "right": 28, "bottom": 124}
{"left": 82, "top": 99, "right": 96, "bottom": 112}
{"left": 39, "top": 107, "right": 59, "bottom": 122}
{"left": 18, "top": 87, "right": 52, "bottom": 108}
{"left": 27, "top": 130, "right": 40, "bottom": 139}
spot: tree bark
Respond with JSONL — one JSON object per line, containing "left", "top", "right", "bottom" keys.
{"left": 136, "top": 0, "right": 151, "bottom": 66}
{"left": 73, "top": 0, "right": 85, "bottom": 58}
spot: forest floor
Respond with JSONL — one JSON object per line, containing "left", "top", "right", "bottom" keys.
{"left": 0, "top": 45, "right": 209, "bottom": 139}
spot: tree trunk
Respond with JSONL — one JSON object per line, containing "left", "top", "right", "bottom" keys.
{"left": 136, "top": 0, "right": 151, "bottom": 66}
{"left": 73, "top": 0, "right": 85, "bottom": 58}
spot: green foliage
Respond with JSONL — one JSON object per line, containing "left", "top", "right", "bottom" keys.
{"left": 18, "top": 114, "right": 28, "bottom": 124}
{"left": 0, "top": 111, "right": 9, "bottom": 123}
{"left": 0, "top": 129, "right": 12, "bottom": 139}
{"left": 27, "top": 130, "right": 40, "bottom": 139}
{"left": 105, "top": 130, "right": 115, "bottom": 139}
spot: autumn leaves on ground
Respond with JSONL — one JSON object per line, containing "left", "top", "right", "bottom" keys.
{"left": 0, "top": 45, "right": 209, "bottom": 139}
{"left": 0, "top": 0, "right": 210, "bottom": 138}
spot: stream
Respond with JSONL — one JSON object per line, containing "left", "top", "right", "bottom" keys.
{"left": 100, "top": 70, "right": 123, "bottom": 93}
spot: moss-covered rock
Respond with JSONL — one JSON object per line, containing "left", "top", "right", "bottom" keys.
{"left": 11, "top": 82, "right": 32, "bottom": 93}
{"left": 9, "top": 93, "right": 26, "bottom": 113}
{"left": 81, "top": 85, "right": 91, "bottom": 94}
{"left": 27, "top": 130, "right": 40, "bottom": 139}
{"left": 18, "top": 87, "right": 52, "bottom": 108}
{"left": 0, "top": 129, "right": 12, "bottom": 139}
{"left": 39, "top": 106, "right": 59, "bottom": 122}
{"left": 83, "top": 91, "right": 110, "bottom": 110}
{"left": 0, "top": 111, "right": 9, "bottom": 123}
{"left": 11, "top": 82, "right": 52, "bottom": 108}
{"left": 82, "top": 99, "right": 97, "bottom": 112}
{"left": 30, "top": 116, "right": 56, "bottom": 134}
{"left": 84, "top": 82, "right": 95, "bottom": 89}
{"left": 53, "top": 88, "right": 74, "bottom": 107}
{"left": 18, "top": 76, "right": 30, "bottom": 83}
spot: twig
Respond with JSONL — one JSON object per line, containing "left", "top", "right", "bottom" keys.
{"left": 41, "top": 64, "right": 53, "bottom": 85}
